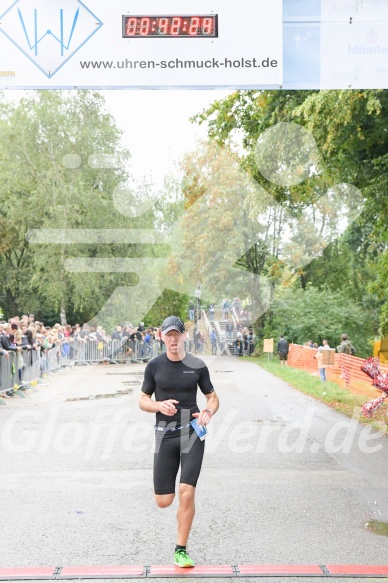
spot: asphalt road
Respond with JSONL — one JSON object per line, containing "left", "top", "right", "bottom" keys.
{"left": 0, "top": 355, "right": 387, "bottom": 583}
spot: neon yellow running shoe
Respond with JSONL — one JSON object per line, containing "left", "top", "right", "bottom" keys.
{"left": 174, "top": 549, "right": 195, "bottom": 568}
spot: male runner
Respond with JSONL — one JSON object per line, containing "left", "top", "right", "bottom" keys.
{"left": 139, "top": 316, "right": 219, "bottom": 567}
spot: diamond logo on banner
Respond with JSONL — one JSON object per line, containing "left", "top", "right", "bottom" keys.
{"left": 0, "top": 0, "right": 103, "bottom": 78}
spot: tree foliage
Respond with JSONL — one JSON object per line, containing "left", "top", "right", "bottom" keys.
{"left": 263, "top": 284, "right": 374, "bottom": 358}
{"left": 0, "top": 91, "right": 161, "bottom": 323}
{"left": 191, "top": 89, "right": 388, "bottom": 340}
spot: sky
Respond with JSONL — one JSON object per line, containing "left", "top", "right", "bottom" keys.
{"left": 101, "top": 89, "right": 232, "bottom": 189}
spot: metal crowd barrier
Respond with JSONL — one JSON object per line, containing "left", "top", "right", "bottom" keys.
{"left": 0, "top": 338, "right": 161, "bottom": 404}
{"left": 0, "top": 348, "right": 42, "bottom": 403}
{"left": 20, "top": 348, "right": 41, "bottom": 388}
{"left": 46, "top": 344, "right": 61, "bottom": 372}
{"left": 73, "top": 338, "right": 160, "bottom": 364}
{"left": 0, "top": 352, "right": 18, "bottom": 402}
{"left": 0, "top": 344, "right": 71, "bottom": 404}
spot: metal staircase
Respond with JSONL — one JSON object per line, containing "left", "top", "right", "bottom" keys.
{"left": 200, "top": 309, "right": 239, "bottom": 356}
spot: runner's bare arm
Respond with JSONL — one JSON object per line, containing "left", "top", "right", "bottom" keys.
{"left": 139, "top": 392, "right": 179, "bottom": 416}
{"left": 205, "top": 390, "right": 219, "bottom": 415}
{"left": 193, "top": 390, "right": 219, "bottom": 425}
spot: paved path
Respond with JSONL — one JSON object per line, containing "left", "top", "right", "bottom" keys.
{"left": 0, "top": 356, "right": 387, "bottom": 583}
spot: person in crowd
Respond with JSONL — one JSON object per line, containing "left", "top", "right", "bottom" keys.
{"left": 51, "top": 329, "right": 61, "bottom": 365}
{"left": 130, "top": 327, "right": 142, "bottom": 343}
{"left": 314, "top": 339, "right": 331, "bottom": 382}
{"left": 39, "top": 333, "right": 55, "bottom": 371}
{"left": 208, "top": 303, "right": 215, "bottom": 321}
{"left": 337, "top": 334, "right": 356, "bottom": 355}
{"left": 307, "top": 340, "right": 314, "bottom": 348}
{"left": 79, "top": 324, "right": 89, "bottom": 339}
{"left": 248, "top": 329, "right": 256, "bottom": 355}
{"left": 194, "top": 329, "right": 201, "bottom": 354}
{"left": 235, "top": 329, "right": 243, "bottom": 356}
{"left": 13, "top": 329, "right": 27, "bottom": 382}
{"left": 100, "top": 329, "right": 110, "bottom": 343}
{"left": 136, "top": 332, "right": 144, "bottom": 358}
{"left": 9, "top": 322, "right": 20, "bottom": 344}
{"left": 74, "top": 324, "right": 88, "bottom": 362}
{"left": 184, "top": 329, "right": 191, "bottom": 353}
{"left": 221, "top": 298, "right": 231, "bottom": 320}
{"left": 68, "top": 327, "right": 77, "bottom": 360}
{"left": 0, "top": 329, "right": 11, "bottom": 397}
{"left": 127, "top": 327, "right": 138, "bottom": 359}
{"left": 210, "top": 329, "right": 217, "bottom": 355}
{"left": 13, "top": 330, "right": 23, "bottom": 346}
{"left": 34, "top": 333, "right": 44, "bottom": 346}
{"left": 94, "top": 326, "right": 103, "bottom": 342}
{"left": 120, "top": 325, "right": 132, "bottom": 357}
{"left": 0, "top": 324, "right": 22, "bottom": 353}
{"left": 277, "top": 335, "right": 289, "bottom": 365}
{"left": 219, "top": 329, "right": 226, "bottom": 355}
{"left": 200, "top": 332, "right": 207, "bottom": 354}
{"left": 111, "top": 325, "right": 123, "bottom": 341}
{"left": 122, "top": 325, "right": 131, "bottom": 340}
{"left": 87, "top": 327, "right": 99, "bottom": 356}
{"left": 56, "top": 325, "right": 66, "bottom": 340}
{"left": 144, "top": 329, "right": 152, "bottom": 356}
{"left": 232, "top": 297, "right": 241, "bottom": 318}
{"left": 155, "top": 326, "right": 163, "bottom": 352}
{"left": 61, "top": 338, "right": 71, "bottom": 360}
{"left": 225, "top": 319, "right": 234, "bottom": 341}
{"left": 42, "top": 334, "right": 55, "bottom": 351}
{"left": 20, "top": 328, "right": 29, "bottom": 348}
{"left": 25, "top": 327, "right": 37, "bottom": 349}
{"left": 33, "top": 333, "right": 46, "bottom": 373}
{"left": 64, "top": 324, "right": 72, "bottom": 338}
{"left": 242, "top": 327, "right": 249, "bottom": 355}
{"left": 188, "top": 302, "right": 195, "bottom": 321}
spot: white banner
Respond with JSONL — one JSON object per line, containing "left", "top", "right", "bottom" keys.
{"left": 321, "top": 0, "right": 388, "bottom": 21}
{"left": 0, "top": 0, "right": 283, "bottom": 88}
{"left": 321, "top": 21, "right": 388, "bottom": 88}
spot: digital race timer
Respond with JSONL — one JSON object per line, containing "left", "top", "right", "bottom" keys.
{"left": 122, "top": 15, "right": 218, "bottom": 38}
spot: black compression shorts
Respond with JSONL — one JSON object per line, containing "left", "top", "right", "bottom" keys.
{"left": 153, "top": 430, "right": 205, "bottom": 495}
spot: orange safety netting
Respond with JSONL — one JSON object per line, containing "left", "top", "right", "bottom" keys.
{"left": 287, "top": 344, "right": 388, "bottom": 399}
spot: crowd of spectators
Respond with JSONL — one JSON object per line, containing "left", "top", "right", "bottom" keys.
{"left": 0, "top": 314, "right": 161, "bottom": 357}
{"left": 0, "top": 314, "right": 163, "bottom": 382}
{"left": 0, "top": 313, "right": 54, "bottom": 357}
{"left": 190, "top": 320, "right": 256, "bottom": 357}
{"left": 302, "top": 334, "right": 356, "bottom": 355}
{"left": 71, "top": 321, "right": 163, "bottom": 359}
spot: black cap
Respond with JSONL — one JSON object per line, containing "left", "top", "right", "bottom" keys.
{"left": 161, "top": 316, "right": 185, "bottom": 334}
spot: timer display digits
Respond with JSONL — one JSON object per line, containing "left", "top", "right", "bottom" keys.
{"left": 122, "top": 15, "right": 218, "bottom": 38}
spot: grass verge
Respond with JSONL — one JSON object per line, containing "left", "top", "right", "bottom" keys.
{"left": 244, "top": 355, "right": 387, "bottom": 432}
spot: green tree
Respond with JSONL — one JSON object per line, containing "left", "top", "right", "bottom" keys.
{"left": 192, "top": 89, "right": 386, "bottom": 332}
{"left": 143, "top": 290, "right": 191, "bottom": 327}
{"left": 0, "top": 91, "right": 146, "bottom": 322}
{"left": 166, "top": 141, "right": 276, "bottom": 321}
{"left": 263, "top": 284, "right": 374, "bottom": 358}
